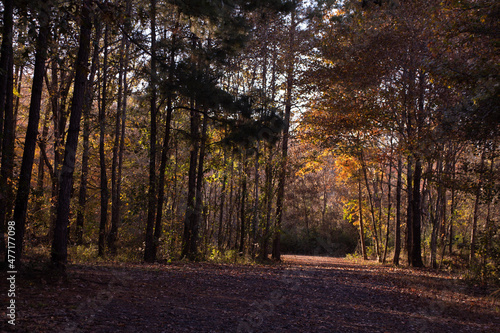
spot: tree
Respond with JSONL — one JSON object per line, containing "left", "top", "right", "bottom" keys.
{"left": 76, "top": 14, "right": 101, "bottom": 246}
{"left": 51, "top": 0, "right": 93, "bottom": 267}
{"left": 0, "top": 0, "right": 14, "bottom": 151}
{"left": 0, "top": 0, "right": 15, "bottom": 261}
{"left": 44, "top": 20, "right": 78, "bottom": 241}
{"left": 11, "top": 0, "right": 52, "bottom": 267}
{"left": 273, "top": 1, "right": 297, "bottom": 261}
{"left": 393, "top": 157, "right": 403, "bottom": 266}
{"left": 98, "top": 21, "right": 109, "bottom": 257}
{"left": 108, "top": 0, "right": 132, "bottom": 255}
{"left": 144, "top": 0, "right": 158, "bottom": 263}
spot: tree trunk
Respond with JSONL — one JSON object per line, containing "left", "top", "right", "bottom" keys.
{"left": 169, "top": 131, "right": 180, "bottom": 253}
{"left": 0, "top": 0, "right": 14, "bottom": 151}
{"left": 47, "top": 56, "right": 74, "bottom": 241}
{"left": 109, "top": 41, "right": 124, "bottom": 255}
{"left": 144, "top": 0, "right": 158, "bottom": 263}
{"left": 358, "top": 177, "right": 368, "bottom": 260}
{"left": 181, "top": 101, "right": 200, "bottom": 260}
{"left": 192, "top": 111, "right": 208, "bottom": 257}
{"left": 448, "top": 154, "right": 457, "bottom": 256}
{"left": 35, "top": 101, "right": 50, "bottom": 205}
{"left": 375, "top": 168, "right": 384, "bottom": 259}
{"left": 361, "top": 150, "right": 381, "bottom": 260}
{"left": 409, "top": 69, "right": 426, "bottom": 268}
{"left": 393, "top": 156, "right": 403, "bottom": 266}
{"left": 273, "top": 6, "right": 296, "bottom": 261}
{"left": 483, "top": 143, "right": 496, "bottom": 275}
{"left": 410, "top": 157, "right": 424, "bottom": 267}
{"left": 430, "top": 157, "right": 445, "bottom": 268}
{"left": 153, "top": 96, "right": 173, "bottom": 258}
{"left": 322, "top": 173, "right": 328, "bottom": 228}
{"left": 406, "top": 155, "right": 414, "bottom": 266}
{"left": 440, "top": 147, "right": 457, "bottom": 266}
{"left": 109, "top": 9, "right": 131, "bottom": 254}
{"left": 382, "top": 142, "right": 393, "bottom": 264}
{"left": 153, "top": 20, "right": 177, "bottom": 259}
{"left": 76, "top": 18, "right": 101, "bottom": 245}
{"left": 470, "top": 147, "right": 486, "bottom": 263}
{"left": 260, "top": 39, "right": 277, "bottom": 260}
{"left": 226, "top": 154, "right": 235, "bottom": 249}
{"left": 251, "top": 146, "right": 260, "bottom": 254}
{"left": 12, "top": 65, "right": 23, "bottom": 146}
{"left": 217, "top": 147, "right": 227, "bottom": 250}
{"left": 259, "top": 144, "right": 274, "bottom": 260}
{"left": 11, "top": 3, "right": 51, "bottom": 267}
{"left": 0, "top": 5, "right": 14, "bottom": 260}
{"left": 98, "top": 24, "right": 109, "bottom": 257}
{"left": 51, "top": 0, "right": 92, "bottom": 267}
{"left": 239, "top": 153, "right": 248, "bottom": 254}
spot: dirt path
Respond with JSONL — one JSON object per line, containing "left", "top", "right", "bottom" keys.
{"left": 3, "top": 255, "right": 499, "bottom": 332}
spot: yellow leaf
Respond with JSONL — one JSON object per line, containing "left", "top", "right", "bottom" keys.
{"left": 13, "top": 86, "right": 21, "bottom": 98}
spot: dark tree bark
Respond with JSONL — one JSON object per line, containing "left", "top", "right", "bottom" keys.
{"left": 382, "top": 142, "right": 394, "bottom": 264}
{"left": 153, "top": 98, "right": 173, "bottom": 257}
{"left": 46, "top": 56, "right": 75, "bottom": 241}
{"left": 144, "top": 0, "right": 158, "bottom": 263}
{"left": 76, "top": 17, "right": 101, "bottom": 245}
{"left": 226, "top": 154, "right": 235, "bottom": 249}
{"left": 217, "top": 135, "right": 228, "bottom": 250}
{"left": 169, "top": 131, "right": 180, "bottom": 251}
{"left": 109, "top": 34, "right": 124, "bottom": 255}
{"left": 260, "top": 44, "right": 278, "bottom": 261}
{"left": 251, "top": 146, "right": 260, "bottom": 254}
{"left": 181, "top": 102, "right": 200, "bottom": 259}
{"left": 152, "top": 20, "right": 177, "bottom": 259}
{"left": 273, "top": 7, "right": 296, "bottom": 261}
{"left": 33, "top": 101, "right": 51, "bottom": 215}
{"left": 404, "top": 64, "right": 415, "bottom": 267}
{"left": 192, "top": 111, "right": 208, "bottom": 256}
{"left": 406, "top": 156, "right": 414, "bottom": 266}
{"left": 483, "top": 143, "right": 496, "bottom": 272}
{"left": 11, "top": 2, "right": 51, "bottom": 267}
{"left": 12, "top": 65, "right": 22, "bottom": 143}
{"left": 358, "top": 177, "right": 368, "bottom": 260}
{"left": 430, "top": 157, "right": 445, "bottom": 268}
{"left": 447, "top": 149, "right": 459, "bottom": 257}
{"left": 51, "top": 0, "right": 92, "bottom": 267}
{"left": 259, "top": 145, "right": 274, "bottom": 261}
{"left": 393, "top": 156, "right": 403, "bottom": 266}
{"left": 361, "top": 149, "right": 381, "bottom": 260}
{"left": 239, "top": 154, "right": 248, "bottom": 254}
{"left": 108, "top": 15, "right": 130, "bottom": 254}
{"left": 98, "top": 24, "right": 110, "bottom": 257}
{"left": 409, "top": 70, "right": 426, "bottom": 268}
{"left": 440, "top": 150, "right": 456, "bottom": 266}
{"left": 152, "top": 97, "right": 172, "bottom": 259}
{"left": 470, "top": 147, "right": 486, "bottom": 263}
{"left": 47, "top": 61, "right": 60, "bottom": 241}
{"left": 217, "top": 167, "right": 227, "bottom": 250}
{"left": 0, "top": 0, "right": 14, "bottom": 153}
{"left": 410, "top": 157, "right": 424, "bottom": 267}
{"left": 115, "top": 37, "right": 130, "bottom": 251}
{"left": 0, "top": 14, "right": 14, "bottom": 260}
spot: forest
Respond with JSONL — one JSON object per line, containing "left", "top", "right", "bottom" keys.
{"left": 0, "top": 0, "right": 498, "bottom": 283}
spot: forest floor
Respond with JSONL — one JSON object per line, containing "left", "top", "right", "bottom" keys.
{"left": 2, "top": 255, "right": 500, "bottom": 333}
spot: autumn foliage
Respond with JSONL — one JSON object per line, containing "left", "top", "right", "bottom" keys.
{"left": 0, "top": 0, "right": 498, "bottom": 284}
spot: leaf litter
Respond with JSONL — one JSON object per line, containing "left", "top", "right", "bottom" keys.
{"left": 3, "top": 255, "right": 499, "bottom": 332}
